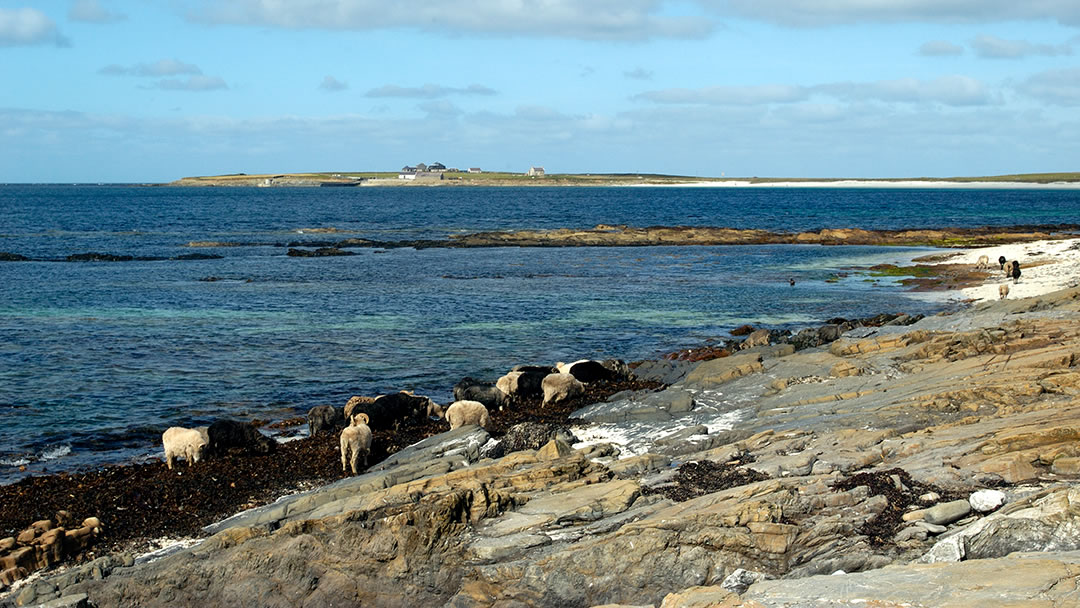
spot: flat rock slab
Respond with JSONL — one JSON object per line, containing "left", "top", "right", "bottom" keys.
{"left": 744, "top": 550, "right": 1080, "bottom": 608}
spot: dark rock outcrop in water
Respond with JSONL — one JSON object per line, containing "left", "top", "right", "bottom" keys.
{"left": 0, "top": 252, "right": 29, "bottom": 262}
{"left": 286, "top": 247, "right": 355, "bottom": 257}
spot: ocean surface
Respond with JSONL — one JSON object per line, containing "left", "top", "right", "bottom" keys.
{"left": 2, "top": 185, "right": 1079, "bottom": 482}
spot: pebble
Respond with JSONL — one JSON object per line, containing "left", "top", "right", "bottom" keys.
{"left": 923, "top": 499, "right": 972, "bottom": 526}
{"left": 915, "top": 521, "right": 947, "bottom": 534}
{"left": 969, "top": 489, "right": 1006, "bottom": 512}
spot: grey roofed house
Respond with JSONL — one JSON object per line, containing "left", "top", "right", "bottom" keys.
{"left": 527, "top": 166, "right": 545, "bottom": 177}
{"left": 468, "top": 167, "right": 482, "bottom": 173}
{"left": 429, "top": 162, "right": 447, "bottom": 171}
{"left": 400, "top": 166, "right": 417, "bottom": 173}
{"left": 416, "top": 163, "right": 428, "bottom": 172}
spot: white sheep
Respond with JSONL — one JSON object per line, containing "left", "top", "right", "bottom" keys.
{"left": 542, "top": 373, "right": 585, "bottom": 406}
{"left": 444, "top": 400, "right": 491, "bottom": 430}
{"left": 975, "top": 254, "right": 990, "bottom": 270}
{"left": 340, "top": 413, "right": 373, "bottom": 475}
{"left": 496, "top": 371, "right": 523, "bottom": 397}
{"left": 999, "top": 284, "right": 1010, "bottom": 299}
{"left": 162, "top": 426, "right": 208, "bottom": 470}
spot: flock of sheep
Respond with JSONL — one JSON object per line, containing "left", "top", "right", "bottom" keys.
{"left": 161, "top": 358, "right": 629, "bottom": 476}
{"left": 974, "top": 254, "right": 1022, "bottom": 299}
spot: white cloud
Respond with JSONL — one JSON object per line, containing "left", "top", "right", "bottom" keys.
{"left": 365, "top": 83, "right": 496, "bottom": 98}
{"left": 919, "top": 40, "right": 964, "bottom": 56}
{"left": 712, "top": 0, "right": 1080, "bottom": 27}
{"left": 319, "top": 75, "right": 348, "bottom": 92}
{"left": 0, "top": 8, "right": 69, "bottom": 47}
{"left": 69, "top": 0, "right": 126, "bottom": 24}
{"left": 971, "top": 34, "right": 1072, "bottom": 58}
{"left": 634, "top": 84, "right": 810, "bottom": 105}
{"left": 153, "top": 75, "right": 229, "bottom": 91}
{"left": 418, "top": 100, "right": 462, "bottom": 117}
{"left": 815, "top": 75, "right": 994, "bottom": 106}
{"left": 99, "top": 59, "right": 203, "bottom": 77}
{"left": 1021, "top": 68, "right": 1080, "bottom": 105}
{"left": 185, "top": 0, "right": 713, "bottom": 41}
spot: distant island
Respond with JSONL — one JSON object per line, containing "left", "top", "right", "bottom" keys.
{"left": 166, "top": 170, "right": 1080, "bottom": 188}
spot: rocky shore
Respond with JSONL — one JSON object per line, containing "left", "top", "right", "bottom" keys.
{"left": 6, "top": 243, "right": 1080, "bottom": 607}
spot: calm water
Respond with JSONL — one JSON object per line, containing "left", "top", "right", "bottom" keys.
{"left": 2, "top": 185, "right": 1078, "bottom": 481}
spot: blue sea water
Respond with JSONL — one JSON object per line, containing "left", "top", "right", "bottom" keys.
{"left": 1, "top": 184, "right": 1078, "bottom": 482}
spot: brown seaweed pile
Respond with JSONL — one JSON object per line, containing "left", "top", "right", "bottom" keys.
{"left": 831, "top": 467, "right": 964, "bottom": 546}
{"left": 642, "top": 454, "right": 769, "bottom": 502}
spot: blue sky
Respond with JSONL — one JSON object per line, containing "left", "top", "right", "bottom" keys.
{"left": 2, "top": 1, "right": 1080, "bottom": 182}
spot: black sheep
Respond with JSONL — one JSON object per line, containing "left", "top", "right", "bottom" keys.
{"left": 998, "top": 255, "right": 1007, "bottom": 270}
{"left": 452, "top": 378, "right": 508, "bottom": 410}
{"left": 351, "top": 391, "right": 437, "bottom": 431}
{"left": 207, "top": 419, "right": 277, "bottom": 456}
{"left": 1011, "top": 260, "right": 1021, "bottom": 283}
{"left": 307, "top": 404, "right": 345, "bottom": 436}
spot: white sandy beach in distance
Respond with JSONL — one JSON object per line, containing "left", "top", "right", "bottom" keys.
{"left": 954, "top": 237, "right": 1080, "bottom": 302}
{"left": 644, "top": 180, "right": 1080, "bottom": 189}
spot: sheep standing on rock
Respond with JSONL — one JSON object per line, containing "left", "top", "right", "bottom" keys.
{"left": 542, "top": 373, "right": 585, "bottom": 406}
{"left": 162, "top": 426, "right": 208, "bottom": 470}
{"left": 340, "top": 413, "right": 373, "bottom": 475}
{"left": 975, "top": 254, "right": 990, "bottom": 270}
{"left": 445, "top": 400, "right": 491, "bottom": 430}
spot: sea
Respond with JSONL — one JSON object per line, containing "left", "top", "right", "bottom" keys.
{"left": 2, "top": 184, "right": 1079, "bottom": 483}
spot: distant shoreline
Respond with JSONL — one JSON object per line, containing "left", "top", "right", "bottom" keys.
{"left": 160, "top": 171, "right": 1080, "bottom": 189}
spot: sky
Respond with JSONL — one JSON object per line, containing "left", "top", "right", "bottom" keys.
{"left": 2, "top": 1, "right": 1080, "bottom": 182}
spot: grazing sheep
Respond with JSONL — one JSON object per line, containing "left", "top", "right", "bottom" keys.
{"left": 340, "top": 413, "right": 373, "bottom": 475}
{"left": 542, "top": 373, "right": 585, "bottom": 406}
{"left": 162, "top": 426, "right": 208, "bottom": 470}
{"left": 999, "top": 284, "right": 1010, "bottom": 299}
{"left": 453, "top": 377, "right": 509, "bottom": 410}
{"left": 998, "top": 255, "right": 1007, "bottom": 270}
{"left": 496, "top": 369, "right": 549, "bottom": 400}
{"left": 445, "top": 400, "right": 491, "bottom": 430}
{"left": 1003, "top": 260, "right": 1016, "bottom": 278}
{"left": 556, "top": 360, "right": 615, "bottom": 383}
{"left": 348, "top": 391, "right": 439, "bottom": 431}
{"left": 975, "top": 254, "right": 990, "bottom": 270}
{"left": 307, "top": 404, "right": 345, "bottom": 437}
{"left": 344, "top": 395, "right": 375, "bottom": 420}
{"left": 207, "top": 419, "right": 277, "bottom": 455}
{"left": 1010, "top": 260, "right": 1022, "bottom": 283}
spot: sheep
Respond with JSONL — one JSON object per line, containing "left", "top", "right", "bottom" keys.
{"left": 207, "top": 419, "right": 277, "bottom": 455}
{"left": 444, "top": 400, "right": 491, "bottom": 430}
{"left": 162, "top": 426, "right": 208, "bottom": 470}
{"left": 999, "top": 284, "right": 1010, "bottom": 299}
{"left": 998, "top": 255, "right": 1007, "bottom": 270}
{"left": 453, "top": 377, "right": 509, "bottom": 410}
{"left": 340, "top": 413, "right": 372, "bottom": 475}
{"left": 496, "top": 369, "right": 549, "bottom": 400}
{"left": 542, "top": 372, "right": 585, "bottom": 406}
{"left": 344, "top": 395, "right": 375, "bottom": 420}
{"left": 348, "top": 391, "right": 439, "bottom": 431}
{"left": 1003, "top": 260, "right": 1016, "bottom": 277}
{"left": 555, "top": 360, "right": 615, "bottom": 383}
{"left": 307, "top": 404, "right": 345, "bottom": 437}
{"left": 1010, "top": 260, "right": 1021, "bottom": 283}
{"left": 975, "top": 254, "right": 990, "bottom": 270}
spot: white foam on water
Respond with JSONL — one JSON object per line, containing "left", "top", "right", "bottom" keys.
{"left": 39, "top": 444, "right": 72, "bottom": 461}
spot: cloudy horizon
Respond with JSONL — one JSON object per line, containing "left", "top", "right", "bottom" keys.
{"left": 2, "top": 1, "right": 1079, "bottom": 182}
